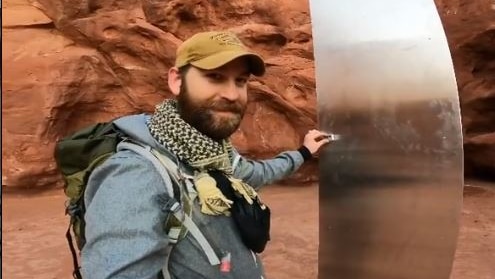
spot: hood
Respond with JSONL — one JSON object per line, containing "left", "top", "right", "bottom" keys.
{"left": 113, "top": 114, "right": 169, "bottom": 154}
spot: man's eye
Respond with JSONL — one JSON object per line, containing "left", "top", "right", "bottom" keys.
{"left": 206, "top": 73, "right": 223, "bottom": 80}
{"left": 236, "top": 78, "right": 248, "bottom": 85}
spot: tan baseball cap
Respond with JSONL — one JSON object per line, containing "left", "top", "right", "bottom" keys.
{"left": 175, "top": 31, "right": 266, "bottom": 76}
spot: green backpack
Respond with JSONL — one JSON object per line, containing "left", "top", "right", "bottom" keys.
{"left": 54, "top": 121, "right": 220, "bottom": 279}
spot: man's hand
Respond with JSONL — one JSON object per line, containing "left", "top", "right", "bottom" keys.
{"left": 303, "top": 129, "right": 331, "bottom": 155}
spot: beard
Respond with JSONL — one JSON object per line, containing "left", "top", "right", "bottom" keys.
{"left": 177, "top": 82, "right": 246, "bottom": 141}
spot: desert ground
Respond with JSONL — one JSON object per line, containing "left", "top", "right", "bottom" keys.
{"left": 3, "top": 180, "right": 494, "bottom": 279}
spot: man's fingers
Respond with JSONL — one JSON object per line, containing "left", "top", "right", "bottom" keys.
{"left": 318, "top": 138, "right": 331, "bottom": 147}
{"left": 307, "top": 130, "right": 330, "bottom": 139}
{"left": 302, "top": 129, "right": 333, "bottom": 155}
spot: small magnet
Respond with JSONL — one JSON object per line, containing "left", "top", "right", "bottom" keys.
{"left": 324, "top": 134, "right": 342, "bottom": 141}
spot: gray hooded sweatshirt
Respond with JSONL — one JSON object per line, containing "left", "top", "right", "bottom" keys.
{"left": 81, "top": 114, "right": 305, "bottom": 279}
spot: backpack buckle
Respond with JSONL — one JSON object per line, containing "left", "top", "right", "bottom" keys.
{"left": 66, "top": 202, "right": 81, "bottom": 216}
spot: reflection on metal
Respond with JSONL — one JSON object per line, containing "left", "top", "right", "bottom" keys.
{"left": 310, "top": 1, "right": 464, "bottom": 279}
{"left": 324, "top": 133, "right": 342, "bottom": 141}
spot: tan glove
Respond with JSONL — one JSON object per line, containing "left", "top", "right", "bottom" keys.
{"left": 229, "top": 177, "right": 258, "bottom": 205}
{"left": 195, "top": 173, "right": 233, "bottom": 216}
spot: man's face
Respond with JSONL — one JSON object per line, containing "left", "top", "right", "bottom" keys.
{"left": 177, "top": 57, "right": 250, "bottom": 141}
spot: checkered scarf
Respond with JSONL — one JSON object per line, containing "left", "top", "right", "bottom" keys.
{"left": 147, "top": 99, "right": 234, "bottom": 174}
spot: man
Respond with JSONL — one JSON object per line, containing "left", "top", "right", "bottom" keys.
{"left": 81, "top": 31, "right": 329, "bottom": 279}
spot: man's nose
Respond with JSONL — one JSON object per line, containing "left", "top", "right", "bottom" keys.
{"left": 220, "top": 80, "right": 241, "bottom": 101}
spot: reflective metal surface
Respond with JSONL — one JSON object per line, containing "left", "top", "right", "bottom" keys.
{"left": 310, "top": 1, "right": 464, "bottom": 278}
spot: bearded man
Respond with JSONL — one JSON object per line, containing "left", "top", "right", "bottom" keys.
{"left": 81, "top": 31, "right": 329, "bottom": 279}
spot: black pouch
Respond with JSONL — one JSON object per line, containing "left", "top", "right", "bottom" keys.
{"left": 209, "top": 170, "right": 271, "bottom": 253}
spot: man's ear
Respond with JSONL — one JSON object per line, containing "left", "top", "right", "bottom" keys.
{"left": 168, "top": 67, "right": 182, "bottom": 96}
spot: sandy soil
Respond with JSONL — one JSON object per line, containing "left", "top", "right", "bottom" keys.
{"left": 2, "top": 180, "right": 494, "bottom": 279}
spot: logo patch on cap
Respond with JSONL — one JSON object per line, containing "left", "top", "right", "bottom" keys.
{"left": 210, "top": 32, "right": 243, "bottom": 46}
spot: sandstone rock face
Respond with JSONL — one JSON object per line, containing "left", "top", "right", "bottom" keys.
{"left": 436, "top": 0, "right": 495, "bottom": 178}
{"left": 2, "top": 0, "right": 494, "bottom": 191}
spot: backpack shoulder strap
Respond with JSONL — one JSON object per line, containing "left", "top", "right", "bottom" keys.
{"left": 116, "top": 141, "right": 221, "bottom": 268}
{"left": 117, "top": 141, "right": 178, "bottom": 198}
